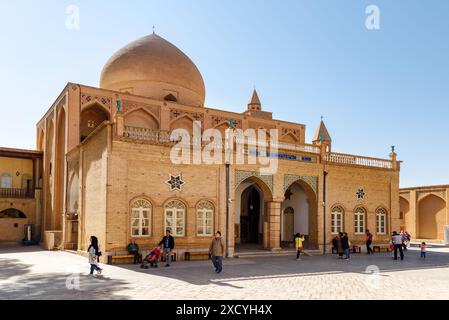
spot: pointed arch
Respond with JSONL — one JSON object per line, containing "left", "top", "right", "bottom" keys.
{"left": 54, "top": 107, "right": 66, "bottom": 230}
{"left": 80, "top": 102, "right": 110, "bottom": 141}
{"left": 124, "top": 107, "right": 160, "bottom": 130}
{"left": 418, "top": 194, "right": 446, "bottom": 239}
{"left": 37, "top": 128, "right": 45, "bottom": 151}
{"left": 170, "top": 114, "right": 200, "bottom": 136}
{"left": 280, "top": 132, "right": 299, "bottom": 144}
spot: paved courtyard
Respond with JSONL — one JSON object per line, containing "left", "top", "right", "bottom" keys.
{"left": 1, "top": 245, "right": 449, "bottom": 300}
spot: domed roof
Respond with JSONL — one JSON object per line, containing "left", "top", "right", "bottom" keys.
{"left": 100, "top": 33, "right": 206, "bottom": 107}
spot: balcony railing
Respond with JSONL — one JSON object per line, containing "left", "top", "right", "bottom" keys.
{"left": 123, "top": 126, "right": 173, "bottom": 144}
{"left": 123, "top": 126, "right": 321, "bottom": 154}
{"left": 122, "top": 126, "right": 394, "bottom": 169}
{"left": 0, "top": 188, "right": 35, "bottom": 198}
{"left": 324, "top": 152, "right": 393, "bottom": 169}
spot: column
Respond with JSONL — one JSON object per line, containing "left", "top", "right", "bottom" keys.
{"left": 266, "top": 201, "right": 281, "bottom": 251}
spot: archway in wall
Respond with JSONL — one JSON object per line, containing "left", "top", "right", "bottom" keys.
{"left": 45, "top": 119, "right": 54, "bottom": 231}
{"left": 399, "top": 196, "right": 410, "bottom": 232}
{"left": 38, "top": 129, "right": 45, "bottom": 151}
{"left": 234, "top": 176, "right": 273, "bottom": 251}
{"left": 54, "top": 108, "right": 66, "bottom": 231}
{"left": 80, "top": 103, "right": 110, "bottom": 141}
{"left": 124, "top": 108, "right": 159, "bottom": 130}
{"left": 418, "top": 194, "right": 446, "bottom": 240}
{"left": 281, "top": 180, "right": 318, "bottom": 249}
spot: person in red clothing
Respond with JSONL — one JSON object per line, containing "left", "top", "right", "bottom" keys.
{"left": 366, "top": 229, "right": 374, "bottom": 255}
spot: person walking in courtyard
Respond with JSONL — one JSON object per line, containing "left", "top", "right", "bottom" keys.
{"left": 209, "top": 231, "right": 225, "bottom": 273}
{"left": 391, "top": 231, "right": 404, "bottom": 260}
{"left": 158, "top": 230, "right": 175, "bottom": 267}
{"left": 88, "top": 236, "right": 103, "bottom": 275}
{"left": 335, "top": 233, "right": 344, "bottom": 259}
{"left": 401, "top": 231, "right": 408, "bottom": 251}
{"left": 341, "top": 232, "right": 351, "bottom": 260}
{"left": 295, "top": 233, "right": 305, "bottom": 260}
{"left": 366, "top": 229, "right": 374, "bottom": 255}
{"left": 420, "top": 242, "right": 427, "bottom": 259}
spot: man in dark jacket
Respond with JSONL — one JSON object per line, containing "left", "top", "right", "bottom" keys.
{"left": 158, "top": 230, "right": 175, "bottom": 267}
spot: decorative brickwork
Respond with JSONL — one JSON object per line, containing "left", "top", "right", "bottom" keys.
{"left": 283, "top": 174, "right": 318, "bottom": 197}
{"left": 235, "top": 170, "right": 274, "bottom": 194}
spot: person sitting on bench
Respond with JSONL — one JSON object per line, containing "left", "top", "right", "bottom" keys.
{"left": 127, "top": 240, "right": 142, "bottom": 264}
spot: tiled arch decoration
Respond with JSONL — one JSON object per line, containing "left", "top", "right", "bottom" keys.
{"left": 284, "top": 174, "right": 318, "bottom": 197}
{"left": 234, "top": 170, "right": 274, "bottom": 194}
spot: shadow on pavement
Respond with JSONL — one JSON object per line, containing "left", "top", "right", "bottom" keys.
{"left": 0, "top": 257, "right": 132, "bottom": 300}
{"left": 115, "top": 250, "right": 449, "bottom": 287}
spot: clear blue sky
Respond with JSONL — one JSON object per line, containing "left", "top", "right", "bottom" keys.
{"left": 0, "top": 0, "right": 448, "bottom": 188}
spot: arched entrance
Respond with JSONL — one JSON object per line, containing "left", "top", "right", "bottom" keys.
{"left": 281, "top": 181, "right": 318, "bottom": 249}
{"left": 235, "top": 176, "right": 273, "bottom": 250}
{"left": 240, "top": 186, "right": 261, "bottom": 244}
{"left": 418, "top": 194, "right": 446, "bottom": 239}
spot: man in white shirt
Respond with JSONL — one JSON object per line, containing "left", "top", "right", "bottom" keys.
{"left": 391, "top": 231, "right": 404, "bottom": 260}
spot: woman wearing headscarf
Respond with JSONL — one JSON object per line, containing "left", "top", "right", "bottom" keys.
{"left": 88, "top": 236, "right": 103, "bottom": 275}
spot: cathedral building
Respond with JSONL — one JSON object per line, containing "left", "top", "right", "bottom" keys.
{"left": 1, "top": 33, "right": 402, "bottom": 258}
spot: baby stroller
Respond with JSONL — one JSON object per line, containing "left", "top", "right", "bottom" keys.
{"left": 141, "top": 246, "right": 162, "bottom": 269}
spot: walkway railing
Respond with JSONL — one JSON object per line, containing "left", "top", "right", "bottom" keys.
{"left": 123, "top": 126, "right": 321, "bottom": 154}
{"left": 123, "top": 126, "right": 173, "bottom": 144}
{"left": 0, "top": 188, "right": 35, "bottom": 198}
{"left": 122, "top": 126, "right": 393, "bottom": 169}
{"left": 324, "top": 152, "right": 393, "bottom": 169}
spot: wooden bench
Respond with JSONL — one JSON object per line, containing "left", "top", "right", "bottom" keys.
{"left": 108, "top": 255, "right": 135, "bottom": 265}
{"left": 161, "top": 251, "right": 177, "bottom": 262}
{"left": 185, "top": 251, "right": 211, "bottom": 261}
{"left": 373, "top": 245, "right": 390, "bottom": 253}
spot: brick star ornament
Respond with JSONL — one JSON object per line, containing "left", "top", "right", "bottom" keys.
{"left": 166, "top": 174, "right": 185, "bottom": 191}
{"left": 356, "top": 188, "right": 366, "bottom": 200}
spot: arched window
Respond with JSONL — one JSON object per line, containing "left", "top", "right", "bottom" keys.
{"left": 130, "top": 199, "right": 152, "bottom": 237}
{"left": 331, "top": 206, "right": 344, "bottom": 234}
{"left": 376, "top": 208, "right": 387, "bottom": 234}
{"left": 197, "top": 201, "right": 214, "bottom": 236}
{"left": 1, "top": 173, "right": 12, "bottom": 188}
{"left": 165, "top": 200, "right": 186, "bottom": 237}
{"left": 354, "top": 207, "right": 366, "bottom": 235}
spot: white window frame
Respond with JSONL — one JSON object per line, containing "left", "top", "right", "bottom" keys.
{"left": 165, "top": 200, "right": 186, "bottom": 237}
{"left": 1, "top": 173, "right": 12, "bottom": 188}
{"left": 376, "top": 208, "right": 387, "bottom": 235}
{"left": 130, "top": 199, "right": 152, "bottom": 237}
{"left": 354, "top": 208, "right": 366, "bottom": 235}
{"left": 197, "top": 201, "right": 214, "bottom": 237}
{"left": 331, "top": 207, "right": 343, "bottom": 234}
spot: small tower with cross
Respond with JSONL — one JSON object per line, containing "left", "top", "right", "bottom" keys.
{"left": 313, "top": 116, "right": 332, "bottom": 154}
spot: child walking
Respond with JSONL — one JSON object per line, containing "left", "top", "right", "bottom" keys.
{"left": 420, "top": 242, "right": 427, "bottom": 259}
{"left": 295, "top": 233, "right": 305, "bottom": 261}
{"left": 88, "top": 236, "right": 103, "bottom": 275}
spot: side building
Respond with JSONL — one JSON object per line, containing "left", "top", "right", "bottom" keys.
{"left": 0, "top": 148, "right": 43, "bottom": 243}
{"left": 400, "top": 185, "right": 449, "bottom": 243}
